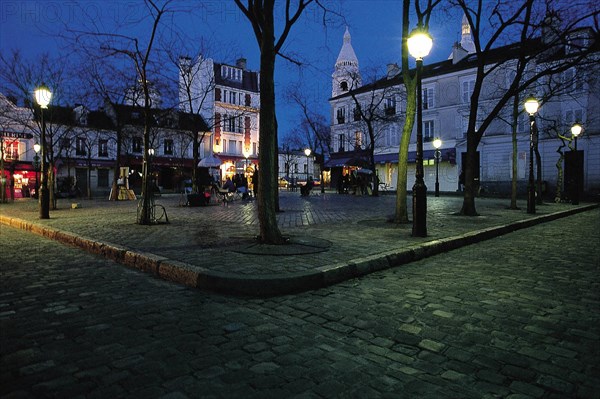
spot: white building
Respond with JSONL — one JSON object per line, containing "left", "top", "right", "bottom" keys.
{"left": 328, "top": 19, "right": 600, "bottom": 199}
{"left": 179, "top": 56, "right": 260, "bottom": 182}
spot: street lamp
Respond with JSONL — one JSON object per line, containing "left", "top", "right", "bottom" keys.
{"left": 408, "top": 25, "right": 433, "bottom": 237}
{"left": 33, "top": 143, "right": 41, "bottom": 199}
{"left": 524, "top": 96, "right": 539, "bottom": 214}
{"left": 571, "top": 123, "right": 583, "bottom": 205}
{"left": 571, "top": 123, "right": 582, "bottom": 150}
{"left": 34, "top": 84, "right": 52, "bottom": 219}
{"left": 304, "top": 148, "right": 311, "bottom": 182}
{"left": 432, "top": 138, "right": 442, "bottom": 197}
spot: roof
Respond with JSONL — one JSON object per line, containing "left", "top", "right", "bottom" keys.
{"left": 328, "top": 35, "right": 587, "bottom": 101}
{"left": 214, "top": 63, "right": 259, "bottom": 92}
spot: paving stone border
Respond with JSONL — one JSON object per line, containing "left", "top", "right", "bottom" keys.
{"left": 1, "top": 203, "right": 596, "bottom": 297}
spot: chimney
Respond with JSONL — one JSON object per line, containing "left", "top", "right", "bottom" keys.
{"left": 452, "top": 42, "right": 468, "bottom": 64}
{"left": 236, "top": 58, "right": 247, "bottom": 70}
{"left": 386, "top": 63, "right": 400, "bottom": 79}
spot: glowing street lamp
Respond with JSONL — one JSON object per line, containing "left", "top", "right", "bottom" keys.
{"left": 432, "top": 138, "right": 442, "bottom": 197}
{"left": 571, "top": 123, "right": 583, "bottom": 205}
{"left": 33, "top": 143, "right": 41, "bottom": 199}
{"left": 524, "top": 96, "right": 539, "bottom": 214}
{"left": 571, "top": 123, "right": 582, "bottom": 150}
{"left": 34, "top": 84, "right": 52, "bottom": 219}
{"left": 408, "top": 26, "right": 433, "bottom": 237}
{"left": 304, "top": 148, "right": 311, "bottom": 181}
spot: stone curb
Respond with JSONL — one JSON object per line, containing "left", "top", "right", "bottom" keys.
{"left": 1, "top": 203, "right": 597, "bottom": 297}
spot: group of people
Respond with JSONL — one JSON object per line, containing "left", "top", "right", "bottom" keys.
{"left": 220, "top": 173, "right": 253, "bottom": 200}
{"left": 337, "top": 170, "right": 374, "bottom": 196}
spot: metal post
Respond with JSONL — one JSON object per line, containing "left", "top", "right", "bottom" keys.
{"left": 412, "top": 58, "right": 427, "bottom": 237}
{"left": 527, "top": 115, "right": 536, "bottom": 214}
{"left": 434, "top": 149, "right": 440, "bottom": 197}
{"left": 39, "top": 109, "right": 50, "bottom": 219}
{"left": 572, "top": 136, "right": 579, "bottom": 205}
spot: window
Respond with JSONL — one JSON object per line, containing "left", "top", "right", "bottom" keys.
{"left": 384, "top": 97, "right": 396, "bottom": 115}
{"left": 97, "top": 169, "right": 109, "bottom": 187}
{"left": 336, "top": 107, "right": 346, "bottom": 124}
{"left": 222, "top": 140, "right": 227, "bottom": 153}
{"left": 98, "top": 139, "right": 108, "bottom": 157}
{"left": 229, "top": 91, "right": 236, "bottom": 104}
{"left": 462, "top": 80, "right": 475, "bottom": 104}
{"left": 422, "top": 87, "right": 434, "bottom": 109}
{"left": 355, "top": 131, "right": 363, "bottom": 149}
{"left": 423, "top": 120, "right": 435, "bottom": 141}
{"left": 385, "top": 126, "right": 399, "bottom": 146}
{"left": 252, "top": 142, "right": 257, "bottom": 155}
{"left": 338, "top": 134, "right": 346, "bottom": 152}
{"left": 245, "top": 94, "right": 252, "bottom": 107}
{"left": 133, "top": 137, "right": 143, "bottom": 153}
{"left": 76, "top": 137, "right": 86, "bottom": 156}
{"left": 353, "top": 107, "right": 361, "bottom": 121}
{"left": 563, "top": 68, "right": 584, "bottom": 92}
{"left": 221, "top": 66, "right": 242, "bottom": 82}
{"left": 565, "top": 109, "right": 584, "bottom": 127}
{"left": 230, "top": 140, "right": 236, "bottom": 154}
{"left": 340, "top": 81, "right": 348, "bottom": 91}
{"left": 163, "top": 139, "right": 173, "bottom": 155}
{"left": 4, "top": 142, "right": 19, "bottom": 160}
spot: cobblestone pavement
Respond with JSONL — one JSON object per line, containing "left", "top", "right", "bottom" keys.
{"left": 0, "top": 192, "right": 594, "bottom": 278}
{"left": 1, "top": 204, "right": 599, "bottom": 398}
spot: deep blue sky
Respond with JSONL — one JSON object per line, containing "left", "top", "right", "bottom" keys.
{"left": 0, "top": 0, "right": 462, "bottom": 137}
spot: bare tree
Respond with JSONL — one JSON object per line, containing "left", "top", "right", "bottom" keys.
{"left": 68, "top": 0, "right": 176, "bottom": 224}
{"left": 345, "top": 69, "right": 404, "bottom": 196}
{"left": 0, "top": 50, "right": 77, "bottom": 209}
{"left": 393, "top": 0, "right": 440, "bottom": 223}
{"left": 286, "top": 84, "right": 331, "bottom": 192}
{"left": 452, "top": 0, "right": 599, "bottom": 216}
{"left": 234, "top": 0, "right": 331, "bottom": 244}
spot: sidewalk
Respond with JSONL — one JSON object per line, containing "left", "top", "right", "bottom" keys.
{"left": 1, "top": 191, "right": 597, "bottom": 296}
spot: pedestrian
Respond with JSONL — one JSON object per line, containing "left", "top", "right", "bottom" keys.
{"left": 251, "top": 168, "right": 259, "bottom": 197}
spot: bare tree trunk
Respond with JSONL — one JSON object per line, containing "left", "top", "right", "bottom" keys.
{"left": 460, "top": 134, "right": 479, "bottom": 216}
{"left": 394, "top": 96, "right": 415, "bottom": 223}
{"left": 510, "top": 95, "right": 519, "bottom": 209}
{"left": 257, "top": 42, "right": 284, "bottom": 243}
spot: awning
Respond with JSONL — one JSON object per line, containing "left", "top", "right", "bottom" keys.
{"left": 324, "top": 156, "right": 352, "bottom": 167}
{"left": 325, "top": 148, "right": 457, "bottom": 167}
{"left": 375, "top": 148, "right": 456, "bottom": 164}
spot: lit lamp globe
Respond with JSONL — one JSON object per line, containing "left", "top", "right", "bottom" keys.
{"left": 571, "top": 123, "right": 582, "bottom": 138}
{"left": 407, "top": 28, "right": 433, "bottom": 60}
{"left": 34, "top": 143, "right": 41, "bottom": 153}
{"left": 524, "top": 97, "right": 539, "bottom": 115}
{"left": 304, "top": 148, "right": 311, "bottom": 157}
{"left": 34, "top": 85, "right": 52, "bottom": 108}
{"left": 432, "top": 138, "right": 442, "bottom": 150}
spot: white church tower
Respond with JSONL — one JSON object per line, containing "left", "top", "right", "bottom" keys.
{"left": 332, "top": 27, "right": 361, "bottom": 98}
{"left": 449, "top": 14, "right": 476, "bottom": 61}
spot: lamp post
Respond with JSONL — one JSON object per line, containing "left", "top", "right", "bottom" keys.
{"left": 571, "top": 123, "right": 582, "bottom": 205}
{"left": 524, "top": 97, "right": 539, "bottom": 214}
{"left": 304, "top": 148, "right": 311, "bottom": 182}
{"left": 33, "top": 143, "right": 41, "bottom": 199}
{"left": 432, "top": 138, "right": 442, "bottom": 197}
{"left": 408, "top": 26, "right": 433, "bottom": 237}
{"left": 34, "top": 84, "right": 52, "bottom": 219}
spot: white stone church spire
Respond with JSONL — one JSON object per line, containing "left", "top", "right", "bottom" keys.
{"left": 449, "top": 14, "right": 476, "bottom": 61}
{"left": 332, "top": 27, "right": 361, "bottom": 97}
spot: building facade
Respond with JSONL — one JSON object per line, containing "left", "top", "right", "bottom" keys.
{"left": 328, "top": 20, "right": 599, "bottom": 199}
{"left": 179, "top": 56, "right": 260, "bottom": 183}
